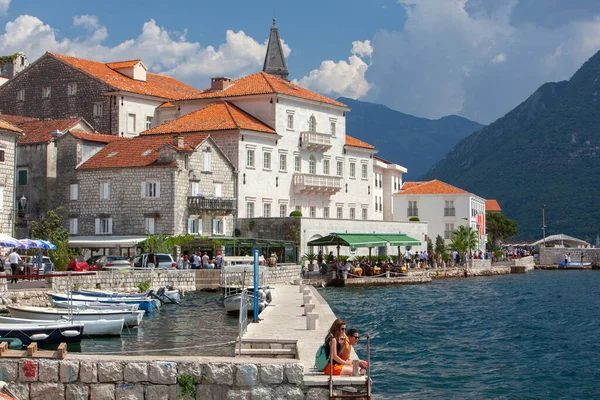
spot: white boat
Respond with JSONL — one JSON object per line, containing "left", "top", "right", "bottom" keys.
{"left": 223, "top": 288, "right": 268, "bottom": 315}
{"left": 0, "top": 316, "right": 124, "bottom": 337}
{"left": 8, "top": 305, "right": 144, "bottom": 327}
{"left": 73, "top": 288, "right": 181, "bottom": 303}
{"left": 46, "top": 292, "right": 159, "bottom": 312}
{"left": 50, "top": 300, "right": 139, "bottom": 312}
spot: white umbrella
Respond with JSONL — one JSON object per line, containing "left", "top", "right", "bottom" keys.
{"left": 0, "top": 234, "right": 26, "bottom": 249}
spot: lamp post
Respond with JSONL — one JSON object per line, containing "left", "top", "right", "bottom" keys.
{"left": 462, "top": 217, "right": 470, "bottom": 266}
{"left": 542, "top": 205, "right": 546, "bottom": 247}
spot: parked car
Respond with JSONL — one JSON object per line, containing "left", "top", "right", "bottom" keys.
{"left": 22, "top": 256, "right": 54, "bottom": 275}
{"left": 67, "top": 260, "right": 96, "bottom": 272}
{"left": 94, "top": 256, "right": 132, "bottom": 270}
{"left": 131, "top": 253, "right": 177, "bottom": 269}
{"left": 86, "top": 255, "right": 102, "bottom": 267}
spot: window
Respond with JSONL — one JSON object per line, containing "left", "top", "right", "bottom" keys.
{"left": 294, "top": 156, "right": 301, "bottom": 172}
{"left": 374, "top": 173, "right": 378, "bottom": 188}
{"left": 362, "top": 208, "right": 368, "bottom": 220}
{"left": 67, "top": 83, "right": 77, "bottom": 96}
{"left": 42, "top": 86, "right": 51, "bottom": 99}
{"left": 263, "top": 152, "right": 271, "bottom": 170}
{"left": 246, "top": 202, "right": 254, "bottom": 218}
{"left": 141, "top": 181, "right": 160, "bottom": 198}
{"left": 408, "top": 200, "right": 418, "bottom": 217}
{"left": 145, "top": 217, "right": 156, "bottom": 234}
{"left": 308, "top": 115, "right": 316, "bottom": 132}
{"left": 336, "top": 161, "right": 343, "bottom": 177}
{"left": 16, "top": 89, "right": 24, "bottom": 102}
{"left": 362, "top": 164, "right": 367, "bottom": 179}
{"left": 204, "top": 151, "right": 211, "bottom": 172}
{"left": 247, "top": 150, "right": 255, "bottom": 168}
{"left": 350, "top": 208, "right": 355, "bottom": 219}
{"left": 127, "top": 114, "right": 136, "bottom": 133}
{"left": 295, "top": 205, "right": 301, "bottom": 212}
{"left": 350, "top": 162, "right": 356, "bottom": 178}
{"left": 379, "top": 198, "right": 383, "bottom": 212}
{"left": 287, "top": 114, "right": 294, "bottom": 130}
{"left": 93, "top": 103, "right": 103, "bottom": 118}
{"left": 263, "top": 203, "right": 271, "bottom": 217}
{"left": 375, "top": 199, "right": 378, "bottom": 212}
{"left": 17, "top": 169, "right": 27, "bottom": 186}
{"left": 213, "top": 218, "right": 225, "bottom": 235}
{"left": 323, "top": 207, "right": 329, "bottom": 218}
{"left": 310, "top": 206, "right": 316, "bottom": 218}
{"left": 214, "top": 183, "right": 222, "bottom": 197}
{"left": 95, "top": 218, "right": 113, "bottom": 234}
{"left": 279, "top": 204, "right": 287, "bottom": 218}
{"left": 188, "top": 216, "right": 202, "bottom": 235}
{"left": 330, "top": 121, "right": 336, "bottom": 136}
{"left": 100, "top": 182, "right": 110, "bottom": 200}
{"left": 323, "top": 159, "right": 330, "bottom": 175}
{"left": 336, "top": 207, "right": 343, "bottom": 219}
{"left": 309, "top": 155, "right": 316, "bottom": 175}
{"left": 444, "top": 200, "right": 456, "bottom": 216}
{"left": 70, "top": 184, "right": 78, "bottom": 201}
{"left": 0, "top": 149, "right": 4, "bottom": 163}
{"left": 145, "top": 116, "right": 153, "bottom": 130}
{"left": 444, "top": 223, "right": 455, "bottom": 239}
{"left": 69, "top": 218, "right": 78, "bottom": 235}
{"left": 279, "top": 154, "right": 287, "bottom": 171}
{"left": 191, "top": 182, "right": 200, "bottom": 196}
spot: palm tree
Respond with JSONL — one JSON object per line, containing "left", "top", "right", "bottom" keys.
{"left": 450, "top": 225, "right": 478, "bottom": 255}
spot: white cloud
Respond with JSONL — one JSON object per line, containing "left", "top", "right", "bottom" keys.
{"left": 351, "top": 40, "right": 373, "bottom": 58}
{"left": 492, "top": 53, "right": 506, "bottom": 63}
{"left": 0, "top": 0, "right": 10, "bottom": 16}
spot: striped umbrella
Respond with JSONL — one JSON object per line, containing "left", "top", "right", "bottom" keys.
{"left": 38, "top": 240, "right": 57, "bottom": 250}
{"left": 0, "top": 234, "right": 27, "bottom": 249}
{"left": 19, "top": 239, "right": 42, "bottom": 249}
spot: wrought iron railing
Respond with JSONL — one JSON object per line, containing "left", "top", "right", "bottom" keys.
{"left": 187, "top": 197, "right": 235, "bottom": 213}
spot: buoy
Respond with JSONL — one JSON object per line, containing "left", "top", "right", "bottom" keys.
{"left": 29, "top": 333, "right": 49, "bottom": 341}
{"left": 61, "top": 330, "right": 80, "bottom": 338}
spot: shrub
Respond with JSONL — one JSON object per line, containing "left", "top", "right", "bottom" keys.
{"left": 409, "top": 217, "right": 420, "bottom": 222}
{"left": 289, "top": 210, "right": 302, "bottom": 217}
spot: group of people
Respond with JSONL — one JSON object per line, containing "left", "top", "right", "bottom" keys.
{"left": 176, "top": 251, "right": 224, "bottom": 269}
{"left": 321, "top": 318, "right": 368, "bottom": 376}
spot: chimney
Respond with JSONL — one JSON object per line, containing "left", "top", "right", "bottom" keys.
{"left": 174, "top": 135, "right": 184, "bottom": 148}
{"left": 210, "top": 77, "right": 232, "bottom": 92}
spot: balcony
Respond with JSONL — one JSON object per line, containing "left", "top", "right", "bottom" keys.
{"left": 188, "top": 197, "right": 235, "bottom": 215}
{"left": 300, "top": 131, "right": 332, "bottom": 152}
{"left": 293, "top": 173, "right": 342, "bottom": 195}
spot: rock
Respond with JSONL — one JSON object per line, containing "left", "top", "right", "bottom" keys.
{"left": 305, "top": 387, "right": 330, "bottom": 400}
{"left": 144, "top": 384, "right": 178, "bottom": 400}
{"left": 19, "top": 360, "right": 38, "bottom": 382}
{"left": 205, "top": 363, "right": 234, "bottom": 385}
{"left": 115, "top": 383, "right": 144, "bottom": 400}
{"left": 7, "top": 383, "right": 29, "bottom": 400}
{"left": 30, "top": 382, "right": 65, "bottom": 400}
{"left": 225, "top": 389, "right": 251, "bottom": 400}
{"left": 123, "top": 362, "right": 148, "bottom": 383}
{"left": 177, "top": 361, "right": 204, "bottom": 380}
{"left": 79, "top": 361, "right": 97, "bottom": 383}
{"left": 97, "top": 362, "right": 124, "bottom": 382}
{"left": 38, "top": 360, "right": 59, "bottom": 382}
{"left": 89, "top": 383, "right": 115, "bottom": 400}
{"left": 60, "top": 360, "right": 80, "bottom": 383}
{"left": 148, "top": 361, "right": 177, "bottom": 384}
{"left": 235, "top": 364, "right": 258, "bottom": 387}
{"left": 195, "top": 384, "right": 229, "bottom": 400}
{"left": 273, "top": 385, "right": 304, "bottom": 400}
{"left": 0, "top": 361, "right": 19, "bottom": 382}
{"left": 259, "top": 364, "right": 283, "bottom": 385}
{"left": 284, "top": 363, "right": 303, "bottom": 384}
{"left": 250, "top": 386, "right": 274, "bottom": 399}
{"left": 66, "top": 384, "right": 89, "bottom": 400}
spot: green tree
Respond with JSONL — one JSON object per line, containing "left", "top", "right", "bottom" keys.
{"left": 434, "top": 235, "right": 445, "bottom": 256}
{"left": 427, "top": 238, "right": 433, "bottom": 253}
{"left": 486, "top": 212, "right": 518, "bottom": 250}
{"left": 138, "top": 233, "right": 195, "bottom": 254}
{"left": 450, "top": 225, "right": 478, "bottom": 255}
{"left": 29, "top": 207, "right": 75, "bottom": 270}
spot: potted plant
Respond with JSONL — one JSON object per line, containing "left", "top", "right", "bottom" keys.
{"left": 305, "top": 253, "right": 317, "bottom": 271}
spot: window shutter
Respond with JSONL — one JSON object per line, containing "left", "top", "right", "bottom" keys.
{"left": 108, "top": 218, "right": 113, "bottom": 234}
{"left": 95, "top": 218, "right": 100, "bottom": 234}
{"left": 106, "top": 183, "right": 110, "bottom": 199}
{"left": 191, "top": 182, "right": 199, "bottom": 196}
{"left": 198, "top": 218, "right": 202, "bottom": 235}
{"left": 155, "top": 182, "right": 161, "bottom": 198}
{"left": 70, "top": 184, "right": 78, "bottom": 200}
{"left": 141, "top": 182, "right": 147, "bottom": 197}
{"left": 73, "top": 218, "right": 78, "bottom": 234}
{"left": 213, "top": 219, "right": 218, "bottom": 235}
{"left": 222, "top": 219, "right": 226, "bottom": 235}
{"left": 187, "top": 218, "right": 194, "bottom": 234}
{"left": 215, "top": 183, "right": 222, "bottom": 197}
{"left": 204, "top": 152, "right": 211, "bottom": 171}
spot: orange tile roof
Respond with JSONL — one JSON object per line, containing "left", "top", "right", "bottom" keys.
{"left": 106, "top": 60, "right": 142, "bottom": 69}
{"left": 397, "top": 180, "right": 468, "bottom": 195}
{"left": 49, "top": 53, "right": 202, "bottom": 99}
{"left": 345, "top": 135, "right": 375, "bottom": 149}
{"left": 68, "top": 130, "right": 123, "bottom": 143}
{"left": 142, "top": 101, "right": 276, "bottom": 135}
{"left": 18, "top": 118, "right": 82, "bottom": 144}
{"left": 183, "top": 71, "right": 346, "bottom": 107}
{"left": 0, "top": 114, "right": 39, "bottom": 125}
{"left": 0, "top": 118, "right": 23, "bottom": 133}
{"left": 485, "top": 199, "right": 502, "bottom": 212}
{"left": 79, "top": 133, "right": 209, "bottom": 169}
{"left": 159, "top": 102, "right": 175, "bottom": 108}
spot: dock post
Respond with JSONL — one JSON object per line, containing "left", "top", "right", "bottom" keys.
{"left": 306, "top": 312, "right": 319, "bottom": 330}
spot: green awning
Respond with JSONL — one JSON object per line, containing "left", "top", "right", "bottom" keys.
{"left": 307, "top": 233, "right": 421, "bottom": 248}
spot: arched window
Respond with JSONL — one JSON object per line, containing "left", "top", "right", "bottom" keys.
{"left": 309, "top": 155, "right": 316, "bottom": 175}
{"left": 308, "top": 115, "right": 316, "bottom": 132}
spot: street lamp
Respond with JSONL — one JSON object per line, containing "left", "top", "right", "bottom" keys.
{"left": 542, "top": 205, "right": 546, "bottom": 247}
{"left": 462, "top": 217, "right": 470, "bottom": 264}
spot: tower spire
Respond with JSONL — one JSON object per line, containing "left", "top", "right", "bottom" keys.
{"left": 262, "top": 18, "right": 289, "bottom": 81}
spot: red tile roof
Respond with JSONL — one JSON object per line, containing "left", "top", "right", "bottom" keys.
{"left": 142, "top": 101, "right": 276, "bottom": 135}
{"left": 0, "top": 118, "right": 23, "bottom": 133}
{"left": 68, "top": 130, "right": 123, "bottom": 144}
{"left": 183, "top": 72, "right": 346, "bottom": 107}
{"left": 18, "top": 118, "right": 82, "bottom": 144}
{"left": 106, "top": 60, "right": 142, "bottom": 69}
{"left": 49, "top": 53, "right": 202, "bottom": 99}
{"left": 485, "top": 199, "right": 502, "bottom": 212}
{"left": 78, "top": 133, "right": 210, "bottom": 169}
{"left": 345, "top": 135, "right": 375, "bottom": 149}
{"left": 0, "top": 114, "right": 39, "bottom": 124}
{"left": 397, "top": 180, "right": 468, "bottom": 195}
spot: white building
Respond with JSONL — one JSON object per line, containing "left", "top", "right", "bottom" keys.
{"left": 393, "top": 180, "right": 487, "bottom": 252}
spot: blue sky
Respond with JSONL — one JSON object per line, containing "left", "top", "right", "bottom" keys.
{"left": 2, "top": 0, "right": 600, "bottom": 124}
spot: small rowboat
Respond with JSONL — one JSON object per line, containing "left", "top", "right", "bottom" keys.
{"left": 0, "top": 321, "right": 83, "bottom": 346}
{"left": 8, "top": 305, "right": 144, "bottom": 328}
{"left": 0, "top": 316, "right": 124, "bottom": 337}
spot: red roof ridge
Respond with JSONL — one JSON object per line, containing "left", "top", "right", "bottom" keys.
{"left": 223, "top": 102, "right": 240, "bottom": 130}
{"left": 106, "top": 59, "right": 142, "bottom": 69}
{"left": 260, "top": 72, "right": 278, "bottom": 93}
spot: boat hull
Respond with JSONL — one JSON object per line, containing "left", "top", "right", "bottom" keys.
{"left": 47, "top": 293, "right": 158, "bottom": 312}
{"left": 223, "top": 293, "right": 267, "bottom": 315}
{"left": 0, "top": 316, "right": 124, "bottom": 337}
{"left": 0, "top": 322, "right": 84, "bottom": 346}
{"left": 8, "top": 305, "right": 144, "bottom": 328}
{"left": 51, "top": 300, "right": 139, "bottom": 312}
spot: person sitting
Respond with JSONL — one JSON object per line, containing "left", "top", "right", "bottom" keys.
{"left": 339, "top": 328, "right": 369, "bottom": 374}
{"left": 322, "top": 319, "right": 354, "bottom": 376}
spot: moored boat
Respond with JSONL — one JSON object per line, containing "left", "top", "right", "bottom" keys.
{"left": 8, "top": 305, "right": 144, "bottom": 328}
{"left": 223, "top": 288, "right": 268, "bottom": 315}
{"left": 50, "top": 300, "right": 139, "bottom": 312}
{"left": 0, "top": 321, "right": 84, "bottom": 346}
{"left": 73, "top": 288, "right": 182, "bottom": 304}
{"left": 0, "top": 316, "right": 124, "bottom": 337}
{"left": 46, "top": 292, "right": 159, "bottom": 312}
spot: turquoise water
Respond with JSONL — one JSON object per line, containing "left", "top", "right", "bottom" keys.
{"left": 319, "top": 271, "right": 600, "bottom": 399}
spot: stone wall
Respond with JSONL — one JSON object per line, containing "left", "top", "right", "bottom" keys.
{"left": 48, "top": 270, "right": 196, "bottom": 292}
{"left": 0, "top": 355, "right": 366, "bottom": 400}
{"left": 220, "top": 265, "right": 302, "bottom": 288}
{"left": 0, "top": 130, "right": 18, "bottom": 236}
{"left": 0, "top": 290, "right": 49, "bottom": 312}
{"left": 539, "top": 247, "right": 600, "bottom": 266}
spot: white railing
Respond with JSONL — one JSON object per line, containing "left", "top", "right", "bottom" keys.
{"left": 293, "top": 173, "right": 342, "bottom": 194}
{"left": 237, "top": 288, "right": 250, "bottom": 355}
{"left": 301, "top": 131, "right": 332, "bottom": 149}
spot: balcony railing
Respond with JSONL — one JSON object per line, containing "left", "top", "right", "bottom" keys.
{"left": 407, "top": 208, "right": 419, "bottom": 217}
{"left": 293, "top": 173, "right": 342, "bottom": 195}
{"left": 300, "top": 131, "right": 332, "bottom": 152}
{"left": 188, "top": 196, "right": 235, "bottom": 215}
{"left": 444, "top": 208, "right": 456, "bottom": 216}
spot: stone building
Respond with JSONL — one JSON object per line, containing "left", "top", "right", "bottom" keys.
{"left": 56, "top": 130, "right": 235, "bottom": 255}
{"left": 0, "top": 118, "right": 22, "bottom": 237}
{"left": 0, "top": 53, "right": 201, "bottom": 136}
{"left": 0, "top": 52, "right": 29, "bottom": 86}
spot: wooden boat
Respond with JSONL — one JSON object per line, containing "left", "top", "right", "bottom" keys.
{"left": 0, "top": 321, "right": 83, "bottom": 346}
{"left": 0, "top": 316, "right": 124, "bottom": 337}
{"left": 8, "top": 305, "right": 144, "bottom": 328}
{"left": 46, "top": 292, "right": 159, "bottom": 312}
{"left": 50, "top": 300, "right": 139, "bottom": 312}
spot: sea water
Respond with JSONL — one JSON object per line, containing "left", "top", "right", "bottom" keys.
{"left": 319, "top": 271, "right": 600, "bottom": 399}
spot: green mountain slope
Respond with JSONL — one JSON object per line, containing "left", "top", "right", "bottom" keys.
{"left": 421, "top": 51, "right": 600, "bottom": 241}
{"left": 339, "top": 97, "right": 483, "bottom": 179}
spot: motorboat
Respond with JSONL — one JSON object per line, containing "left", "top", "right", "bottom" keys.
{"left": 50, "top": 300, "right": 139, "bottom": 312}
{"left": 0, "top": 320, "right": 84, "bottom": 346}
{"left": 0, "top": 316, "right": 124, "bottom": 337}
{"left": 223, "top": 287, "right": 268, "bottom": 315}
{"left": 46, "top": 292, "right": 159, "bottom": 312}
{"left": 72, "top": 288, "right": 181, "bottom": 304}
{"left": 8, "top": 305, "right": 144, "bottom": 328}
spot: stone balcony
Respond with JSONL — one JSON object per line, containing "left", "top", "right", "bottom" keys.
{"left": 188, "top": 196, "right": 235, "bottom": 215}
{"left": 300, "top": 131, "right": 332, "bottom": 152}
{"left": 293, "top": 173, "right": 342, "bottom": 195}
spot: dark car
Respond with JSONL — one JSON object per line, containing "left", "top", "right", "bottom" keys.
{"left": 86, "top": 255, "right": 102, "bottom": 267}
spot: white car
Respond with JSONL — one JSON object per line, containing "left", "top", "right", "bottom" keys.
{"left": 131, "top": 253, "right": 177, "bottom": 269}
{"left": 23, "top": 255, "right": 54, "bottom": 274}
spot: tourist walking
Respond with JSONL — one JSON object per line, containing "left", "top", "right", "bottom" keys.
{"left": 8, "top": 249, "right": 20, "bottom": 284}
{"left": 201, "top": 252, "right": 210, "bottom": 269}
{"left": 147, "top": 250, "right": 157, "bottom": 268}
{"left": 176, "top": 254, "right": 184, "bottom": 269}
{"left": 216, "top": 251, "right": 224, "bottom": 269}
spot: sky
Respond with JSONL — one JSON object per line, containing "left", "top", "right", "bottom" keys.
{"left": 2, "top": 0, "right": 600, "bottom": 124}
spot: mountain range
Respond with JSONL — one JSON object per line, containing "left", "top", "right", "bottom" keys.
{"left": 421, "top": 50, "right": 600, "bottom": 241}
{"left": 339, "top": 97, "right": 483, "bottom": 179}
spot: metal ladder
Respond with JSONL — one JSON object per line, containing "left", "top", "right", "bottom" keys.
{"left": 329, "top": 334, "right": 372, "bottom": 400}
